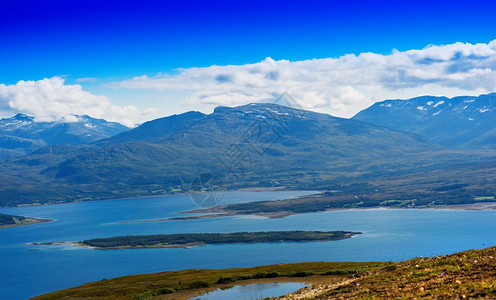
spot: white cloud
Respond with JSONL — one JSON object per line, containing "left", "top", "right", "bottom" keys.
{"left": 75, "top": 77, "right": 98, "bottom": 83}
{"left": 111, "top": 40, "right": 496, "bottom": 118}
{"left": 0, "top": 77, "right": 153, "bottom": 127}
{"left": 3, "top": 40, "right": 495, "bottom": 126}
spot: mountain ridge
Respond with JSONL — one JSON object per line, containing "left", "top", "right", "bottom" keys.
{"left": 0, "top": 102, "right": 446, "bottom": 206}
{"left": 0, "top": 101, "right": 495, "bottom": 207}
{"left": 353, "top": 93, "right": 496, "bottom": 148}
{"left": 0, "top": 114, "right": 129, "bottom": 159}
{"left": 94, "top": 111, "right": 205, "bottom": 146}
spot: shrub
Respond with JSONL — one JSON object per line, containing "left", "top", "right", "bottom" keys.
{"left": 134, "top": 291, "right": 153, "bottom": 300}
{"left": 252, "top": 271, "right": 280, "bottom": 278}
{"left": 188, "top": 281, "right": 211, "bottom": 289}
{"left": 253, "top": 272, "right": 268, "bottom": 278}
{"left": 322, "top": 269, "right": 359, "bottom": 275}
{"left": 265, "top": 271, "right": 280, "bottom": 278}
{"left": 157, "top": 287, "right": 175, "bottom": 294}
{"left": 291, "top": 271, "right": 314, "bottom": 277}
{"left": 238, "top": 274, "right": 254, "bottom": 280}
{"left": 216, "top": 276, "right": 235, "bottom": 284}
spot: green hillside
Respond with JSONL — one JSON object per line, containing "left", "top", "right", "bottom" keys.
{"left": 32, "top": 246, "right": 496, "bottom": 300}
{"left": 1, "top": 103, "right": 496, "bottom": 208}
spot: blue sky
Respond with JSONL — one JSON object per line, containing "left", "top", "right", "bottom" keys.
{"left": 1, "top": 0, "right": 496, "bottom": 125}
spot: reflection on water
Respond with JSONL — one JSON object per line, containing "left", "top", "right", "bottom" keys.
{"left": 190, "top": 282, "right": 308, "bottom": 300}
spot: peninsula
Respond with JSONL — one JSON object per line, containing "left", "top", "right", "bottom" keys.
{"left": 0, "top": 213, "right": 51, "bottom": 229}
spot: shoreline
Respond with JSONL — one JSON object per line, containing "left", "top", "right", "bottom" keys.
{"left": 2, "top": 187, "right": 315, "bottom": 209}
{"left": 26, "top": 241, "right": 210, "bottom": 250}
{"left": 5, "top": 188, "right": 493, "bottom": 214}
{"left": 118, "top": 201, "right": 496, "bottom": 224}
{"left": 0, "top": 217, "right": 52, "bottom": 230}
{"left": 4, "top": 191, "right": 496, "bottom": 226}
{"left": 26, "top": 241, "right": 96, "bottom": 249}
{"left": 32, "top": 246, "right": 496, "bottom": 300}
{"left": 31, "top": 261, "right": 387, "bottom": 300}
{"left": 429, "top": 202, "right": 496, "bottom": 210}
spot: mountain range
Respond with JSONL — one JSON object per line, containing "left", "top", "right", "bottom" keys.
{"left": 0, "top": 96, "right": 495, "bottom": 207}
{"left": 0, "top": 114, "right": 129, "bottom": 159}
{"left": 353, "top": 93, "right": 496, "bottom": 148}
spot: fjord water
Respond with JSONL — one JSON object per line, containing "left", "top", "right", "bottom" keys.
{"left": 1, "top": 191, "right": 495, "bottom": 299}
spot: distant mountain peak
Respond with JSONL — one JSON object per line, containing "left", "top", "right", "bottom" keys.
{"left": 12, "top": 113, "right": 34, "bottom": 121}
{"left": 213, "top": 102, "right": 306, "bottom": 117}
{"left": 0, "top": 113, "right": 129, "bottom": 159}
{"left": 353, "top": 93, "right": 496, "bottom": 148}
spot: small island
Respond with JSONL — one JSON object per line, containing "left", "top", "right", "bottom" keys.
{"left": 0, "top": 213, "right": 51, "bottom": 229}
{"left": 80, "top": 231, "right": 361, "bottom": 250}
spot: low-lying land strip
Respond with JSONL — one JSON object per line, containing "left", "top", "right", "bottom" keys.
{"left": 190, "top": 192, "right": 496, "bottom": 219}
{"left": 79, "top": 231, "right": 360, "bottom": 249}
{"left": 0, "top": 212, "right": 51, "bottom": 229}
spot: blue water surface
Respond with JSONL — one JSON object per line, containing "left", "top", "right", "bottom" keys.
{"left": 0, "top": 191, "right": 495, "bottom": 299}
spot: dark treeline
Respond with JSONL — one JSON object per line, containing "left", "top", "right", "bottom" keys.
{"left": 82, "top": 231, "right": 360, "bottom": 248}
{"left": 0, "top": 213, "right": 25, "bottom": 225}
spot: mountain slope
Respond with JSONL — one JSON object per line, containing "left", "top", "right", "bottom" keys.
{"left": 95, "top": 111, "right": 205, "bottom": 145}
{"left": 50, "top": 103, "right": 438, "bottom": 185}
{"left": 0, "top": 103, "right": 495, "bottom": 207}
{"left": 0, "top": 103, "right": 443, "bottom": 206}
{"left": 353, "top": 93, "right": 496, "bottom": 148}
{"left": 310, "top": 246, "right": 496, "bottom": 299}
{"left": 0, "top": 114, "right": 129, "bottom": 159}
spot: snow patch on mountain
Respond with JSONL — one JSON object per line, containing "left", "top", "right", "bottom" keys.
{"left": 433, "top": 101, "right": 445, "bottom": 108}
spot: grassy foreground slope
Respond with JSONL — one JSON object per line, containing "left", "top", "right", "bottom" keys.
{"left": 33, "top": 247, "right": 496, "bottom": 300}
{"left": 285, "top": 246, "right": 496, "bottom": 299}
{"left": 32, "top": 262, "right": 384, "bottom": 300}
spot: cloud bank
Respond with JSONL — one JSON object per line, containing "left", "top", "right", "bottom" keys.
{"left": 0, "top": 77, "right": 144, "bottom": 127}
{"left": 2, "top": 40, "right": 495, "bottom": 126}
{"left": 112, "top": 40, "right": 496, "bottom": 118}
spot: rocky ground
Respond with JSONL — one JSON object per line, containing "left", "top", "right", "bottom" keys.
{"left": 278, "top": 246, "right": 496, "bottom": 299}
